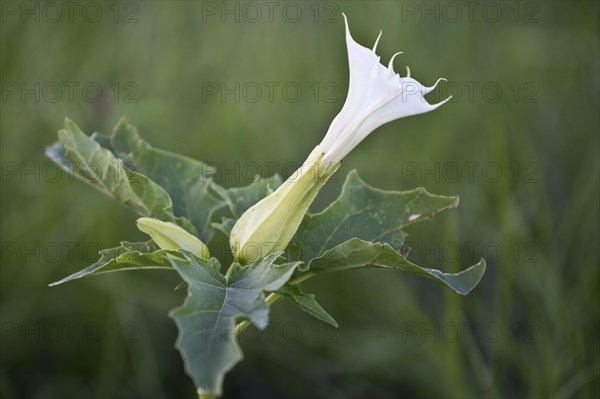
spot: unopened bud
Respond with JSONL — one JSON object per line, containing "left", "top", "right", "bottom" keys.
{"left": 136, "top": 217, "right": 210, "bottom": 259}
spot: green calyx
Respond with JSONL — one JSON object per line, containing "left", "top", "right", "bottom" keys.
{"left": 230, "top": 146, "right": 340, "bottom": 264}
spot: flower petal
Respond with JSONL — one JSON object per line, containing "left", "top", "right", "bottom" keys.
{"left": 320, "top": 14, "right": 450, "bottom": 165}
{"left": 357, "top": 78, "right": 452, "bottom": 139}
{"left": 320, "top": 13, "right": 381, "bottom": 152}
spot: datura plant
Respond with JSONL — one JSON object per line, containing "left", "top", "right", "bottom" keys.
{"left": 46, "top": 14, "right": 485, "bottom": 399}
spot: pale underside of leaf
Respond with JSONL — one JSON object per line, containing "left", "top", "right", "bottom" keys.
{"left": 48, "top": 241, "right": 173, "bottom": 286}
{"left": 45, "top": 120, "right": 180, "bottom": 224}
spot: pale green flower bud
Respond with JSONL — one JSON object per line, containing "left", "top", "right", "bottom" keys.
{"left": 230, "top": 146, "right": 339, "bottom": 264}
{"left": 136, "top": 217, "right": 210, "bottom": 259}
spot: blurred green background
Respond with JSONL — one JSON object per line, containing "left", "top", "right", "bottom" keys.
{"left": 1, "top": 1, "right": 598, "bottom": 398}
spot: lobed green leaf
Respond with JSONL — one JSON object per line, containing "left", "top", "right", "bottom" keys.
{"left": 288, "top": 170, "right": 459, "bottom": 262}
{"left": 169, "top": 252, "right": 300, "bottom": 396}
{"left": 305, "top": 238, "right": 486, "bottom": 295}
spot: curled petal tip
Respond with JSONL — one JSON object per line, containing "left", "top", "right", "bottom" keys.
{"left": 373, "top": 30, "right": 382, "bottom": 52}
{"left": 387, "top": 51, "right": 403, "bottom": 70}
{"left": 423, "top": 77, "right": 447, "bottom": 94}
{"left": 433, "top": 95, "right": 453, "bottom": 109}
{"left": 342, "top": 13, "right": 350, "bottom": 36}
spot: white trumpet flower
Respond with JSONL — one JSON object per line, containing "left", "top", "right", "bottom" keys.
{"left": 319, "top": 13, "right": 451, "bottom": 165}
{"left": 230, "top": 14, "right": 450, "bottom": 264}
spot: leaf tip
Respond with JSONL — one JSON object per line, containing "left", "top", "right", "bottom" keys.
{"left": 114, "top": 115, "right": 131, "bottom": 131}
{"left": 47, "top": 278, "right": 67, "bottom": 287}
{"left": 456, "top": 257, "right": 486, "bottom": 295}
{"left": 63, "top": 117, "right": 80, "bottom": 131}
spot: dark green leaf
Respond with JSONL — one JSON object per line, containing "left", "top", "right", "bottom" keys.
{"left": 306, "top": 238, "right": 486, "bottom": 295}
{"left": 288, "top": 170, "right": 458, "bottom": 262}
{"left": 211, "top": 175, "right": 282, "bottom": 219}
{"left": 110, "top": 118, "right": 224, "bottom": 241}
{"left": 211, "top": 218, "right": 235, "bottom": 238}
{"left": 285, "top": 171, "right": 484, "bottom": 296}
{"left": 169, "top": 252, "right": 300, "bottom": 396}
{"left": 278, "top": 285, "right": 338, "bottom": 327}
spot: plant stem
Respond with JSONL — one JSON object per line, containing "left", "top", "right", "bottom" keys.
{"left": 265, "top": 292, "right": 281, "bottom": 305}
{"left": 235, "top": 292, "right": 280, "bottom": 336}
{"left": 234, "top": 272, "right": 312, "bottom": 336}
{"left": 288, "top": 271, "right": 315, "bottom": 285}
